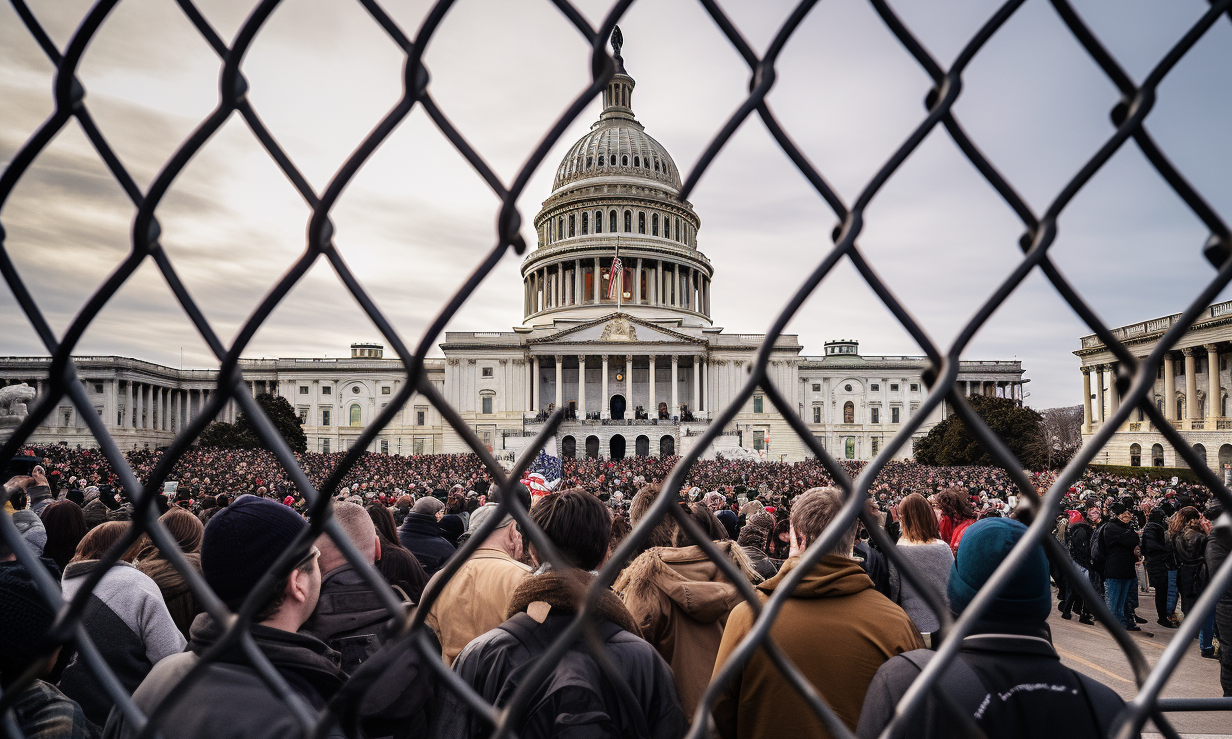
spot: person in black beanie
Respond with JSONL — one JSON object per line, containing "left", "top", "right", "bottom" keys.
{"left": 103, "top": 494, "right": 344, "bottom": 739}
{"left": 0, "top": 556, "right": 98, "bottom": 738}
{"left": 857, "top": 518, "right": 1124, "bottom": 739}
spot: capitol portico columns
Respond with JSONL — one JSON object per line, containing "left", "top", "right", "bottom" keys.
{"left": 601, "top": 356, "right": 609, "bottom": 419}
{"left": 625, "top": 356, "right": 633, "bottom": 412}
{"left": 555, "top": 355, "right": 563, "bottom": 412}
{"left": 532, "top": 358, "right": 539, "bottom": 412}
{"left": 1184, "top": 347, "right": 1196, "bottom": 423}
{"left": 692, "top": 359, "right": 699, "bottom": 413}
{"left": 648, "top": 356, "right": 656, "bottom": 417}
{"left": 1164, "top": 353, "right": 1176, "bottom": 421}
{"left": 671, "top": 356, "right": 679, "bottom": 418}
{"left": 577, "top": 355, "right": 587, "bottom": 418}
{"left": 1106, "top": 364, "right": 1119, "bottom": 426}
{"left": 1094, "top": 365, "right": 1105, "bottom": 427}
{"left": 1081, "top": 367, "right": 1092, "bottom": 433}
{"left": 1206, "top": 344, "right": 1221, "bottom": 427}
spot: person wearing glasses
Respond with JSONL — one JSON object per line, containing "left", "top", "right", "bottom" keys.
{"left": 103, "top": 495, "right": 344, "bottom": 739}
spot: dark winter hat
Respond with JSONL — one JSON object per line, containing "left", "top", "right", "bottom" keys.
{"left": 0, "top": 562, "right": 56, "bottom": 679}
{"left": 947, "top": 518, "right": 1050, "bottom": 623}
{"left": 1110, "top": 501, "right": 1128, "bottom": 516}
{"left": 201, "top": 494, "right": 307, "bottom": 608}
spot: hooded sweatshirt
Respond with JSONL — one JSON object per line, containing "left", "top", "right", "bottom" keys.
{"left": 711, "top": 554, "right": 924, "bottom": 739}
{"left": 614, "top": 542, "right": 760, "bottom": 716}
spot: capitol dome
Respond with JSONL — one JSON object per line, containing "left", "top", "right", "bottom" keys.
{"left": 523, "top": 28, "right": 711, "bottom": 329}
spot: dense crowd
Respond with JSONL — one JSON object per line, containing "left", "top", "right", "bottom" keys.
{"left": 1, "top": 444, "right": 1229, "bottom": 739}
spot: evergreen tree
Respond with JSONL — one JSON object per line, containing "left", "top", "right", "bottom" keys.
{"left": 914, "top": 395, "right": 1046, "bottom": 469}
{"left": 196, "top": 393, "right": 307, "bottom": 453}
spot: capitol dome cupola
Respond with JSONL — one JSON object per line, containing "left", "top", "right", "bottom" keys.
{"left": 523, "top": 27, "right": 711, "bottom": 328}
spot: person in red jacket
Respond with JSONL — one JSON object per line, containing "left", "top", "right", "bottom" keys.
{"left": 935, "top": 488, "right": 977, "bottom": 555}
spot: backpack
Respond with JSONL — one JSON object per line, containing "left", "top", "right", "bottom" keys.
{"left": 497, "top": 613, "right": 652, "bottom": 739}
{"left": 1067, "top": 523, "right": 1092, "bottom": 567}
{"left": 1088, "top": 525, "right": 1107, "bottom": 574}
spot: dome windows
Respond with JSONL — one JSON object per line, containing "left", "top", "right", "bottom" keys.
{"left": 595, "top": 210, "right": 603, "bottom": 233}
{"left": 634, "top": 156, "right": 640, "bottom": 167}
{"left": 610, "top": 210, "right": 618, "bottom": 232}
{"left": 610, "top": 155, "right": 616, "bottom": 166}
{"left": 581, "top": 212, "right": 589, "bottom": 235}
{"left": 624, "top": 210, "right": 632, "bottom": 232}
{"left": 638, "top": 212, "right": 646, "bottom": 234}
{"left": 568, "top": 214, "right": 575, "bottom": 238}
{"left": 557, "top": 217, "right": 564, "bottom": 241}
{"left": 652, "top": 213, "right": 659, "bottom": 236}
{"left": 622, "top": 155, "right": 629, "bottom": 166}
{"left": 586, "top": 156, "right": 592, "bottom": 168}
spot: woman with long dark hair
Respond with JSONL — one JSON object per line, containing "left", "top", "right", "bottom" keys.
{"left": 1171, "top": 506, "right": 1215, "bottom": 658}
{"left": 934, "top": 488, "right": 977, "bottom": 555}
{"left": 40, "top": 500, "right": 86, "bottom": 572}
{"left": 368, "top": 504, "right": 428, "bottom": 602}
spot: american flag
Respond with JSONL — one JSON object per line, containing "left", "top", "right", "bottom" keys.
{"left": 607, "top": 255, "right": 623, "bottom": 300}
{"left": 523, "top": 449, "right": 562, "bottom": 496}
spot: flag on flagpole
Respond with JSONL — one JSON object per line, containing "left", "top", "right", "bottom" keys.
{"left": 607, "top": 246, "right": 623, "bottom": 301}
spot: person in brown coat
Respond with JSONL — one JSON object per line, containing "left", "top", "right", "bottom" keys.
{"left": 711, "top": 487, "right": 924, "bottom": 739}
{"left": 614, "top": 484, "right": 763, "bottom": 717}
{"left": 134, "top": 507, "right": 205, "bottom": 638}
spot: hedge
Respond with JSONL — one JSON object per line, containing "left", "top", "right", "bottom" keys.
{"left": 1085, "top": 464, "right": 1206, "bottom": 484}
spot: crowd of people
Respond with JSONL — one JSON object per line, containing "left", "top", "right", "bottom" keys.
{"left": 1, "top": 443, "right": 1229, "bottom": 738}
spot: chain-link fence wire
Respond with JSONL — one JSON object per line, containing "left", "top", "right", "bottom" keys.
{"left": 1, "top": 0, "right": 1231, "bottom": 738}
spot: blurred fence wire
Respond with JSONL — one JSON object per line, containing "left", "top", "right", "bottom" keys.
{"left": 2, "top": 1, "right": 1232, "bottom": 738}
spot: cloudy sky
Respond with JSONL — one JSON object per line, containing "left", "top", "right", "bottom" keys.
{"left": 1, "top": 0, "right": 1229, "bottom": 409}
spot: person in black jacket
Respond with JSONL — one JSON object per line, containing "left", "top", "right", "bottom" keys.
{"left": 434, "top": 489, "right": 686, "bottom": 739}
{"left": 1172, "top": 506, "right": 1214, "bottom": 658}
{"left": 1204, "top": 503, "right": 1231, "bottom": 694}
{"left": 396, "top": 497, "right": 455, "bottom": 576}
{"left": 1063, "top": 508, "right": 1097, "bottom": 625}
{"left": 1100, "top": 502, "right": 1142, "bottom": 630}
{"left": 1141, "top": 506, "right": 1178, "bottom": 628}
{"left": 857, "top": 518, "right": 1124, "bottom": 739}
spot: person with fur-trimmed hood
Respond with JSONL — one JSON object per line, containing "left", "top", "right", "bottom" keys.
{"left": 614, "top": 484, "right": 763, "bottom": 717}
{"left": 435, "top": 489, "right": 685, "bottom": 739}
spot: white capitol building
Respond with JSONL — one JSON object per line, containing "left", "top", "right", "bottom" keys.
{"left": 0, "top": 33, "right": 1026, "bottom": 463}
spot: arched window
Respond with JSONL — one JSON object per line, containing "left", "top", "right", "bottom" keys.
{"left": 1130, "top": 443, "right": 1142, "bottom": 467}
{"left": 586, "top": 156, "right": 592, "bottom": 168}
{"left": 595, "top": 210, "right": 603, "bottom": 233}
{"left": 581, "top": 211, "right": 589, "bottom": 235}
{"left": 675, "top": 218, "right": 681, "bottom": 241}
{"left": 663, "top": 217, "right": 670, "bottom": 240}
{"left": 610, "top": 210, "right": 618, "bottom": 233}
{"left": 624, "top": 210, "right": 632, "bottom": 232}
{"left": 1176, "top": 398, "right": 1184, "bottom": 420}
{"left": 349, "top": 404, "right": 361, "bottom": 427}
{"left": 634, "top": 156, "right": 640, "bottom": 167}
{"left": 652, "top": 213, "right": 659, "bottom": 236}
{"left": 610, "top": 154, "right": 616, "bottom": 166}
{"left": 1152, "top": 443, "right": 1165, "bottom": 466}
{"left": 568, "top": 214, "right": 575, "bottom": 238}
{"left": 557, "top": 217, "right": 563, "bottom": 240}
{"left": 622, "top": 155, "right": 629, "bottom": 166}
{"left": 1194, "top": 443, "right": 1207, "bottom": 467}
{"left": 638, "top": 212, "right": 646, "bottom": 234}
{"left": 843, "top": 401, "right": 855, "bottom": 424}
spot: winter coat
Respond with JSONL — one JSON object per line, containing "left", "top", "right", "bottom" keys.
{"left": 856, "top": 624, "right": 1124, "bottom": 739}
{"left": 10, "top": 680, "right": 99, "bottom": 739}
{"left": 948, "top": 518, "right": 975, "bottom": 555}
{"left": 614, "top": 541, "right": 762, "bottom": 716}
{"left": 886, "top": 539, "right": 952, "bottom": 634}
{"left": 711, "top": 555, "right": 925, "bottom": 739}
{"left": 1067, "top": 521, "right": 1094, "bottom": 570}
{"left": 135, "top": 552, "right": 204, "bottom": 639}
{"left": 375, "top": 541, "right": 428, "bottom": 603}
{"left": 396, "top": 512, "right": 456, "bottom": 576}
{"left": 743, "top": 545, "right": 779, "bottom": 581}
{"left": 1207, "top": 532, "right": 1231, "bottom": 606}
{"left": 434, "top": 568, "right": 688, "bottom": 739}
{"left": 102, "top": 613, "right": 349, "bottom": 739}
{"left": 1097, "top": 518, "right": 1139, "bottom": 581}
{"left": 1174, "top": 528, "right": 1208, "bottom": 598}
{"left": 425, "top": 547, "right": 532, "bottom": 666}
{"left": 58, "top": 561, "right": 187, "bottom": 727}
{"left": 1140, "top": 520, "right": 1173, "bottom": 573}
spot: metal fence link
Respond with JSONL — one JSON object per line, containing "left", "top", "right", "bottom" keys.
{"left": 1, "top": 1, "right": 1231, "bottom": 738}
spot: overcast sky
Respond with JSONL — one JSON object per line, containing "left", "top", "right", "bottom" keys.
{"left": 1, "top": 0, "right": 1229, "bottom": 409}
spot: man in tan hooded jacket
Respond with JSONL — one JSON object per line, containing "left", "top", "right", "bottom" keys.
{"left": 710, "top": 488, "right": 924, "bottom": 739}
{"left": 614, "top": 486, "right": 763, "bottom": 718}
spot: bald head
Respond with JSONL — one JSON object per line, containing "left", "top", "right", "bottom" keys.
{"left": 317, "top": 502, "right": 378, "bottom": 574}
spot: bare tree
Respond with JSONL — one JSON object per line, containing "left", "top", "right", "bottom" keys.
{"left": 1038, "top": 405, "right": 1084, "bottom": 469}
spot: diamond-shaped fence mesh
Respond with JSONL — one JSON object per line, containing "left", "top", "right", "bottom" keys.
{"left": 1, "top": 1, "right": 1231, "bottom": 738}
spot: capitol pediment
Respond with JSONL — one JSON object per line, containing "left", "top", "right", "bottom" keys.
{"left": 531, "top": 313, "right": 700, "bottom": 346}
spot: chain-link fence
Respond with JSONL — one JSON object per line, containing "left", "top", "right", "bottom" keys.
{"left": 2, "top": 1, "right": 1231, "bottom": 738}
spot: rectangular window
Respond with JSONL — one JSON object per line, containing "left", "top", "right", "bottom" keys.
{"left": 813, "top": 406, "right": 821, "bottom": 423}
{"left": 299, "top": 386, "right": 309, "bottom": 394}
{"left": 753, "top": 434, "right": 764, "bottom": 451}
{"left": 871, "top": 407, "right": 880, "bottom": 424}
{"left": 890, "top": 384, "right": 899, "bottom": 392}
{"left": 910, "top": 383, "right": 919, "bottom": 392}
{"left": 321, "top": 438, "right": 330, "bottom": 454}
{"left": 380, "top": 439, "right": 389, "bottom": 455}
{"left": 871, "top": 437, "right": 880, "bottom": 455}
{"left": 812, "top": 384, "right": 821, "bottom": 392}
{"left": 870, "top": 383, "right": 879, "bottom": 392}
{"left": 298, "top": 408, "right": 308, "bottom": 423}
{"left": 322, "top": 386, "right": 332, "bottom": 396}
{"left": 482, "top": 396, "right": 493, "bottom": 414}
{"left": 753, "top": 395, "right": 764, "bottom": 413}
{"left": 482, "top": 367, "right": 494, "bottom": 378}
{"left": 416, "top": 408, "right": 426, "bottom": 426}
{"left": 381, "top": 386, "right": 391, "bottom": 395}
{"left": 413, "top": 438, "right": 425, "bottom": 455}
{"left": 321, "top": 408, "right": 331, "bottom": 426}
{"left": 891, "top": 407, "right": 900, "bottom": 424}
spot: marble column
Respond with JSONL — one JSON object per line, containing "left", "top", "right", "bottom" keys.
{"left": 577, "top": 355, "right": 587, "bottom": 418}
{"left": 634, "top": 258, "right": 642, "bottom": 304}
{"left": 172, "top": 391, "right": 179, "bottom": 433}
{"left": 1107, "top": 364, "right": 1119, "bottom": 421}
{"left": 555, "top": 355, "right": 563, "bottom": 412}
{"left": 137, "top": 383, "right": 145, "bottom": 429}
{"left": 1081, "top": 367, "right": 1092, "bottom": 433}
{"left": 1095, "top": 366, "right": 1105, "bottom": 427}
{"left": 625, "top": 355, "right": 632, "bottom": 414}
{"left": 593, "top": 257, "right": 600, "bottom": 302}
{"left": 601, "top": 355, "right": 609, "bottom": 419}
{"left": 129, "top": 381, "right": 137, "bottom": 428}
{"left": 532, "top": 357, "right": 540, "bottom": 413}
{"left": 671, "top": 356, "right": 679, "bottom": 418}
{"left": 656, "top": 261, "right": 663, "bottom": 305}
{"left": 692, "top": 357, "right": 699, "bottom": 412}
{"left": 1164, "top": 353, "right": 1176, "bottom": 421}
{"left": 1184, "top": 347, "right": 1196, "bottom": 422}
{"left": 1207, "top": 344, "right": 1221, "bottom": 423}
{"left": 648, "top": 355, "right": 656, "bottom": 418}
{"left": 575, "top": 259, "right": 582, "bottom": 305}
